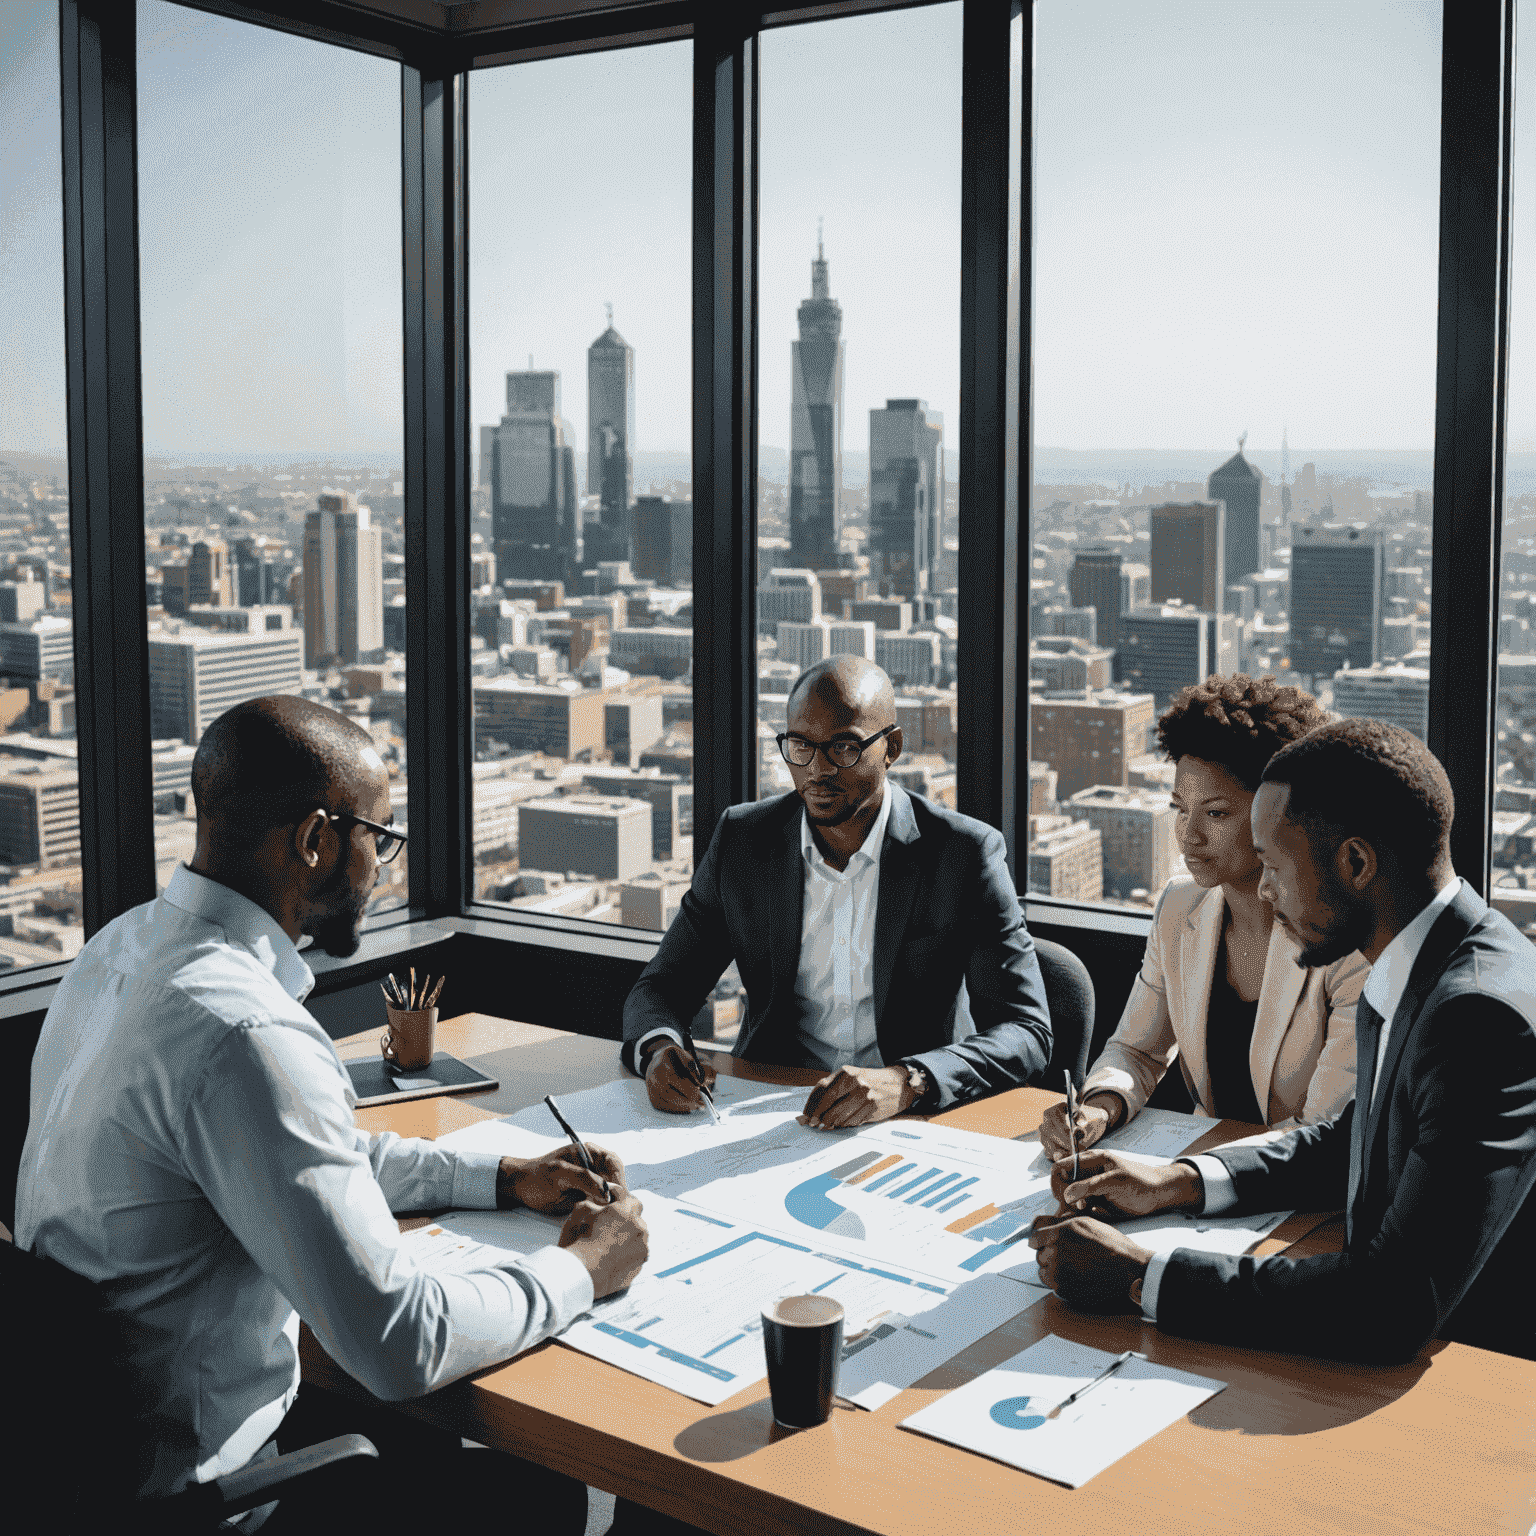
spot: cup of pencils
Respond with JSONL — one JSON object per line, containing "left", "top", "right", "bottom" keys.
{"left": 380, "top": 970, "right": 444, "bottom": 1073}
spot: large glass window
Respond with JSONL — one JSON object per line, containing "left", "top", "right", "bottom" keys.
{"left": 468, "top": 43, "right": 695, "bottom": 934}
{"left": 1491, "top": 0, "right": 1536, "bottom": 937}
{"left": 136, "top": 2, "right": 406, "bottom": 915}
{"left": 0, "top": 2, "right": 84, "bottom": 970}
{"left": 1029, "top": 0, "right": 1442, "bottom": 910}
{"left": 755, "top": 5, "right": 963, "bottom": 815}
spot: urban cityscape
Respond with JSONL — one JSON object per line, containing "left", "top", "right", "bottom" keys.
{"left": 3, "top": 228, "right": 1536, "bottom": 981}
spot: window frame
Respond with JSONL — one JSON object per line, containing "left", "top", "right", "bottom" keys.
{"left": 35, "top": 0, "right": 1519, "bottom": 1002}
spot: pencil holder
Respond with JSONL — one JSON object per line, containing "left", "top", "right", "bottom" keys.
{"left": 381, "top": 1005, "right": 438, "bottom": 1072}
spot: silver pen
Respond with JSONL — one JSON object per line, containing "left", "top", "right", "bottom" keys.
{"left": 1045, "top": 1349, "right": 1143, "bottom": 1420}
{"left": 1064, "top": 1069, "right": 1081, "bottom": 1187}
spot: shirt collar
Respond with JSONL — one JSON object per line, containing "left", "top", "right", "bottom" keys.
{"left": 163, "top": 864, "right": 316, "bottom": 1002}
{"left": 1360, "top": 874, "right": 1463, "bottom": 1026}
{"left": 800, "top": 781, "right": 898, "bottom": 874}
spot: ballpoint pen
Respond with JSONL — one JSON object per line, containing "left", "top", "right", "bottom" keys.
{"left": 681, "top": 1032, "right": 721, "bottom": 1124}
{"left": 1064, "top": 1069, "right": 1081, "bottom": 1188}
{"left": 1045, "top": 1349, "right": 1143, "bottom": 1419}
{"left": 544, "top": 1094, "right": 615, "bottom": 1202}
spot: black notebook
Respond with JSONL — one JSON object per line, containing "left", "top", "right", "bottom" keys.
{"left": 346, "top": 1052, "right": 499, "bottom": 1108}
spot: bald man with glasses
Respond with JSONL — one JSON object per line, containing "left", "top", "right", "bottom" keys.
{"left": 622, "top": 656, "right": 1053, "bottom": 1127}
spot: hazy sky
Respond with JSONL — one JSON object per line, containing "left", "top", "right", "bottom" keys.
{"left": 2, "top": 0, "right": 1533, "bottom": 460}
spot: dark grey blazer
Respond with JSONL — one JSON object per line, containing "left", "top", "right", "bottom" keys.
{"left": 1156, "top": 883, "right": 1536, "bottom": 1363}
{"left": 620, "top": 786, "right": 1052, "bottom": 1109}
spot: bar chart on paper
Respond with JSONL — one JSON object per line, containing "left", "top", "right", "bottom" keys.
{"left": 684, "top": 1121, "right": 1058, "bottom": 1288}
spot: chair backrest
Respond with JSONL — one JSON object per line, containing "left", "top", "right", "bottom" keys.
{"left": 1034, "top": 937, "right": 1094, "bottom": 1087}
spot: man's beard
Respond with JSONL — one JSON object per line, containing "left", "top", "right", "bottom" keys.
{"left": 1294, "top": 869, "right": 1374, "bottom": 967}
{"left": 305, "top": 866, "right": 371, "bottom": 958}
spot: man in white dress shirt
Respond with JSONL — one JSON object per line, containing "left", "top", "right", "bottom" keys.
{"left": 1029, "top": 720, "right": 1536, "bottom": 1363}
{"left": 15, "top": 697, "right": 648, "bottom": 1527}
{"left": 622, "top": 657, "right": 1052, "bottom": 1128}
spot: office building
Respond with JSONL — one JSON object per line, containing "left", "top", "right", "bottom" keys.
{"left": 0, "top": 616, "right": 74, "bottom": 685}
{"left": 788, "top": 234, "right": 845, "bottom": 571}
{"left": 1069, "top": 547, "right": 1124, "bottom": 655}
{"left": 1028, "top": 761, "right": 1058, "bottom": 814}
{"left": 1028, "top": 819, "right": 1103, "bottom": 903}
{"left": 474, "top": 677, "right": 606, "bottom": 757}
{"left": 490, "top": 369, "right": 582, "bottom": 586}
{"left": 875, "top": 631, "right": 942, "bottom": 688}
{"left": 181, "top": 605, "right": 292, "bottom": 635}
{"left": 188, "top": 539, "right": 234, "bottom": 609}
{"left": 632, "top": 496, "right": 691, "bottom": 587}
{"left": 829, "top": 620, "right": 877, "bottom": 660}
{"left": 151, "top": 740, "right": 197, "bottom": 812}
{"left": 1031, "top": 605, "right": 1097, "bottom": 643}
{"left": 775, "top": 621, "right": 831, "bottom": 672}
{"left": 1332, "top": 663, "right": 1431, "bottom": 741}
{"left": 603, "top": 694, "right": 664, "bottom": 768}
{"left": 849, "top": 599, "right": 912, "bottom": 632}
{"left": 1029, "top": 690, "right": 1156, "bottom": 799}
{"left": 582, "top": 768, "right": 689, "bottom": 861}
{"left": 147, "top": 627, "right": 305, "bottom": 744}
{"left": 303, "top": 492, "right": 384, "bottom": 668}
{"left": 608, "top": 627, "right": 692, "bottom": 680}
{"left": 1150, "top": 501, "right": 1224, "bottom": 612}
{"left": 1065, "top": 785, "right": 1178, "bottom": 900}
{"left": 758, "top": 569, "right": 822, "bottom": 634}
{"left": 619, "top": 874, "right": 689, "bottom": 932}
{"left": 233, "top": 538, "right": 286, "bottom": 608}
{"left": 0, "top": 581, "right": 47, "bottom": 625}
{"left": 1288, "top": 525, "right": 1385, "bottom": 681}
{"left": 1207, "top": 443, "right": 1263, "bottom": 585}
{"left": 587, "top": 315, "right": 635, "bottom": 567}
{"left": 0, "top": 757, "right": 80, "bottom": 868}
{"left": 1118, "top": 606, "right": 1239, "bottom": 707}
{"left": 518, "top": 794, "right": 651, "bottom": 881}
{"left": 868, "top": 398, "right": 943, "bottom": 599}
{"left": 1030, "top": 635, "right": 1114, "bottom": 692}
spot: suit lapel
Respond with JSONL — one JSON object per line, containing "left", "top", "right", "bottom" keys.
{"left": 1345, "top": 999, "right": 1382, "bottom": 1246}
{"left": 764, "top": 802, "right": 807, "bottom": 1024}
{"left": 1249, "top": 923, "right": 1308, "bottom": 1121}
{"left": 872, "top": 787, "right": 922, "bottom": 1037}
{"left": 1182, "top": 887, "right": 1225, "bottom": 1113}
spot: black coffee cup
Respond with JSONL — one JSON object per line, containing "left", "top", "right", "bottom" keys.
{"left": 761, "top": 1294, "right": 844, "bottom": 1428}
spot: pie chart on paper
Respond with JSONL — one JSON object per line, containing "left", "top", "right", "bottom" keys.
{"left": 988, "top": 1395, "right": 1048, "bottom": 1430}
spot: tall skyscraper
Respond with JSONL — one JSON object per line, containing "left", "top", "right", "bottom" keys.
{"left": 632, "top": 496, "right": 692, "bottom": 587}
{"left": 1150, "top": 501, "right": 1224, "bottom": 612}
{"left": 868, "top": 399, "right": 943, "bottom": 600}
{"left": 1119, "top": 605, "right": 1239, "bottom": 707}
{"left": 1288, "top": 525, "right": 1385, "bottom": 681}
{"left": 587, "top": 308, "right": 635, "bottom": 568}
{"left": 788, "top": 231, "right": 845, "bottom": 571}
{"left": 1069, "top": 546, "right": 1125, "bottom": 654}
{"left": 1207, "top": 438, "right": 1263, "bottom": 585}
{"left": 303, "top": 492, "right": 384, "bottom": 669}
{"left": 491, "top": 370, "right": 581, "bottom": 586}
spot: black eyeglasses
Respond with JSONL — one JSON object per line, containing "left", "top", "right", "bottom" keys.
{"left": 323, "top": 810, "right": 408, "bottom": 864}
{"left": 776, "top": 724, "right": 897, "bottom": 770}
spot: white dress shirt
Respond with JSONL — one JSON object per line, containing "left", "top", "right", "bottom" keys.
{"left": 636, "top": 784, "right": 899, "bottom": 1073}
{"left": 15, "top": 866, "right": 592, "bottom": 1498}
{"left": 1140, "top": 877, "right": 1464, "bottom": 1321}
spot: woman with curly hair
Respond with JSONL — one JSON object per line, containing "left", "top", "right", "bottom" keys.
{"left": 1040, "top": 673, "right": 1367, "bottom": 1157}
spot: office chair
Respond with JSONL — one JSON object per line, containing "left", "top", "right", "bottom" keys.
{"left": 2, "top": 1236, "right": 378, "bottom": 1533}
{"left": 1033, "top": 937, "right": 1095, "bottom": 1087}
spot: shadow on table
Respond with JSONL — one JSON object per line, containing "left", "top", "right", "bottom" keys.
{"left": 461, "top": 1035, "right": 624, "bottom": 1116}
{"left": 672, "top": 1397, "right": 860, "bottom": 1464}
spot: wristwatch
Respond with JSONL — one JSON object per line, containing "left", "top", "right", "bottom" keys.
{"left": 902, "top": 1061, "right": 932, "bottom": 1110}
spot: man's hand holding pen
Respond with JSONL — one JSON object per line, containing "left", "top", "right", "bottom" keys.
{"left": 495, "top": 1143, "right": 626, "bottom": 1214}
{"left": 641, "top": 1039, "right": 718, "bottom": 1114}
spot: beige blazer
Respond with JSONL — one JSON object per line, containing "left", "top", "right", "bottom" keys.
{"left": 1083, "top": 874, "right": 1367, "bottom": 1131}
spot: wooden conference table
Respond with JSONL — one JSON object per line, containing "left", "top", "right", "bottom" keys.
{"left": 308, "top": 1014, "right": 1536, "bottom": 1536}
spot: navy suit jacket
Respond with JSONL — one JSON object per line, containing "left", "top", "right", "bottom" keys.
{"left": 620, "top": 787, "right": 1052, "bottom": 1109}
{"left": 1156, "top": 884, "right": 1536, "bottom": 1363}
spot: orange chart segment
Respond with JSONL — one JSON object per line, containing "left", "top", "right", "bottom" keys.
{"left": 945, "top": 1203, "right": 1003, "bottom": 1235}
{"left": 845, "top": 1154, "right": 904, "bottom": 1186}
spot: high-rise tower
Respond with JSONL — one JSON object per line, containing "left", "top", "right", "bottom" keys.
{"left": 1207, "top": 435, "right": 1263, "bottom": 585}
{"left": 303, "top": 491, "right": 384, "bottom": 668}
{"left": 868, "top": 399, "right": 943, "bottom": 600}
{"left": 587, "top": 305, "right": 635, "bottom": 568}
{"left": 1150, "top": 500, "right": 1224, "bottom": 612}
{"left": 789, "top": 228, "right": 845, "bottom": 571}
{"left": 491, "top": 369, "right": 581, "bottom": 587}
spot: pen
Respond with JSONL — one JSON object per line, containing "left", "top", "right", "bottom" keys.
{"left": 543, "top": 1094, "right": 615, "bottom": 1202}
{"left": 681, "top": 1032, "right": 720, "bottom": 1124}
{"left": 1045, "top": 1349, "right": 1142, "bottom": 1419}
{"left": 1064, "top": 1069, "right": 1081, "bottom": 1188}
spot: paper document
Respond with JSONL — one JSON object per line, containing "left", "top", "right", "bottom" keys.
{"left": 900, "top": 1333, "right": 1226, "bottom": 1488}
{"left": 839, "top": 1272, "right": 1043, "bottom": 1411}
{"left": 562, "top": 1214, "right": 959, "bottom": 1406}
{"left": 1098, "top": 1106, "right": 1212, "bottom": 1159}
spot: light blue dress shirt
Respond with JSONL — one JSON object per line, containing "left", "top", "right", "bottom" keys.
{"left": 15, "top": 866, "right": 592, "bottom": 1497}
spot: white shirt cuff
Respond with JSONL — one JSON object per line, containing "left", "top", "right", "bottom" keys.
{"left": 635, "top": 1027, "right": 685, "bottom": 1065}
{"left": 1140, "top": 1250, "right": 1174, "bottom": 1322}
{"left": 450, "top": 1150, "right": 503, "bottom": 1210}
{"left": 1185, "top": 1154, "right": 1239, "bottom": 1213}
{"left": 518, "top": 1244, "right": 596, "bottom": 1326}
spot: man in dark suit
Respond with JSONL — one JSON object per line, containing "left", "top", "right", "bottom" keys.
{"left": 1031, "top": 719, "right": 1536, "bottom": 1363}
{"left": 622, "top": 656, "right": 1052, "bottom": 1128}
